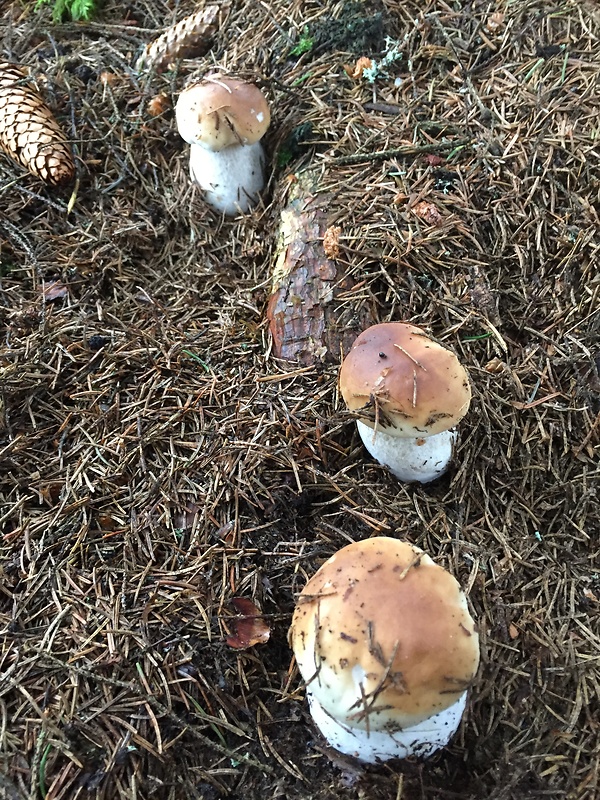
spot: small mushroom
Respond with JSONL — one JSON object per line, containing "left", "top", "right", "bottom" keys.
{"left": 339, "top": 322, "right": 472, "bottom": 483}
{"left": 175, "top": 75, "right": 270, "bottom": 215}
{"left": 288, "top": 537, "right": 480, "bottom": 763}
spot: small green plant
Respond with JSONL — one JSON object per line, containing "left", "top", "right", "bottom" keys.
{"left": 35, "top": 0, "right": 98, "bottom": 23}
{"left": 290, "top": 26, "right": 314, "bottom": 57}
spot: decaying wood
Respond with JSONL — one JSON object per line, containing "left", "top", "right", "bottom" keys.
{"left": 136, "top": 4, "right": 230, "bottom": 73}
{"left": 267, "top": 170, "right": 375, "bottom": 365}
{"left": 0, "top": 62, "right": 74, "bottom": 185}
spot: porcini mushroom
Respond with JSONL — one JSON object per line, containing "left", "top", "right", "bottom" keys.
{"left": 339, "top": 322, "right": 471, "bottom": 483}
{"left": 175, "top": 75, "right": 270, "bottom": 215}
{"left": 289, "top": 537, "right": 480, "bottom": 763}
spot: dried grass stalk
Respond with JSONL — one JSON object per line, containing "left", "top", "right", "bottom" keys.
{"left": 136, "top": 3, "right": 230, "bottom": 73}
{"left": 0, "top": 61, "right": 75, "bottom": 186}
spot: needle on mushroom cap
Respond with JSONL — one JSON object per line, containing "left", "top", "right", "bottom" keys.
{"left": 339, "top": 322, "right": 472, "bottom": 483}
{"left": 289, "top": 537, "right": 480, "bottom": 763}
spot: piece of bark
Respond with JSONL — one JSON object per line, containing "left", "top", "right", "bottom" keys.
{"left": 0, "top": 62, "right": 74, "bottom": 185}
{"left": 136, "top": 4, "right": 230, "bottom": 73}
{"left": 267, "top": 170, "right": 375, "bottom": 365}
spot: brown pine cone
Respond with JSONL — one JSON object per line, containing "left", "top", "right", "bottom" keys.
{"left": 136, "top": 4, "right": 230, "bottom": 73}
{"left": 0, "top": 62, "right": 75, "bottom": 186}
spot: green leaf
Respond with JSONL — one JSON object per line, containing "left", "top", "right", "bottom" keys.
{"left": 35, "top": 0, "right": 98, "bottom": 23}
{"left": 70, "top": 0, "right": 97, "bottom": 21}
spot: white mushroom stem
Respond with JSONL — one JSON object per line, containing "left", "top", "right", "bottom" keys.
{"left": 307, "top": 689, "right": 468, "bottom": 763}
{"left": 356, "top": 419, "right": 457, "bottom": 484}
{"left": 189, "top": 141, "right": 265, "bottom": 216}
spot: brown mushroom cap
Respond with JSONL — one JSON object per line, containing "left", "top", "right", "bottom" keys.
{"left": 289, "top": 538, "right": 480, "bottom": 731}
{"left": 175, "top": 76, "right": 270, "bottom": 151}
{"left": 339, "top": 322, "right": 471, "bottom": 437}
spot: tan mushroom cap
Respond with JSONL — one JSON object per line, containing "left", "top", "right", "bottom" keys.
{"left": 339, "top": 322, "right": 471, "bottom": 437}
{"left": 289, "top": 538, "right": 480, "bottom": 731}
{"left": 175, "top": 76, "right": 270, "bottom": 151}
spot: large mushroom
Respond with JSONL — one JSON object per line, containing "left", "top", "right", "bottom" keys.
{"left": 175, "top": 75, "right": 270, "bottom": 215}
{"left": 289, "top": 537, "right": 480, "bottom": 763}
{"left": 339, "top": 322, "right": 472, "bottom": 483}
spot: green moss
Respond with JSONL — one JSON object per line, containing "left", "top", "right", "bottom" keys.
{"left": 289, "top": 2, "right": 386, "bottom": 60}
{"left": 277, "top": 122, "right": 314, "bottom": 167}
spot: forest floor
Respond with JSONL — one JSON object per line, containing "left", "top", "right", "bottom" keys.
{"left": 0, "top": 0, "right": 599, "bottom": 798}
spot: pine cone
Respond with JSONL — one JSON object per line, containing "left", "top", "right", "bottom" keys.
{"left": 0, "top": 62, "right": 75, "bottom": 186}
{"left": 136, "top": 4, "right": 230, "bottom": 73}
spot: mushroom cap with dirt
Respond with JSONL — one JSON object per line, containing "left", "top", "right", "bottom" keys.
{"left": 339, "top": 322, "right": 472, "bottom": 483}
{"left": 289, "top": 537, "right": 480, "bottom": 763}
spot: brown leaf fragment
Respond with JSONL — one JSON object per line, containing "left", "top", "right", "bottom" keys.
{"left": 509, "top": 623, "right": 519, "bottom": 639}
{"left": 136, "top": 4, "right": 230, "bottom": 73}
{"left": 343, "top": 56, "right": 373, "bottom": 79}
{"left": 486, "top": 12, "right": 504, "bottom": 32}
{"left": 485, "top": 357, "right": 507, "bottom": 374}
{"left": 225, "top": 597, "right": 270, "bottom": 650}
{"left": 0, "top": 61, "right": 75, "bottom": 185}
{"left": 42, "top": 280, "right": 68, "bottom": 301}
{"left": 99, "top": 71, "right": 119, "bottom": 87}
{"left": 322, "top": 225, "right": 342, "bottom": 260}
{"left": 412, "top": 200, "right": 443, "bottom": 226}
{"left": 147, "top": 93, "right": 170, "bottom": 117}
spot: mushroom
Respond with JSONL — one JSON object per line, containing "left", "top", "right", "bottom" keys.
{"left": 289, "top": 537, "right": 480, "bottom": 763}
{"left": 339, "top": 322, "right": 471, "bottom": 483}
{"left": 175, "top": 75, "right": 270, "bottom": 215}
